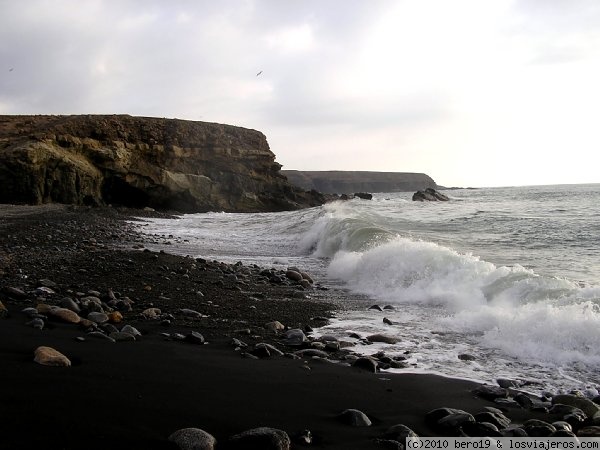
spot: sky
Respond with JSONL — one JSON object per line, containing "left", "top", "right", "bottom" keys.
{"left": 1, "top": 0, "right": 599, "bottom": 188}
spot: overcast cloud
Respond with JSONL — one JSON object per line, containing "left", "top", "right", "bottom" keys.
{"left": 1, "top": 0, "right": 599, "bottom": 187}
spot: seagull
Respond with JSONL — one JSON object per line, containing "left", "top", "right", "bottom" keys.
{"left": 256, "top": 70, "right": 263, "bottom": 76}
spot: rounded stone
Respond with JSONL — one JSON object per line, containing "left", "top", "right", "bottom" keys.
{"left": 87, "top": 312, "right": 109, "bottom": 324}
{"left": 264, "top": 321, "right": 285, "bottom": 333}
{"left": 49, "top": 307, "right": 81, "bottom": 324}
{"left": 168, "top": 427, "right": 216, "bottom": 450}
{"left": 34, "top": 346, "right": 71, "bottom": 367}
{"left": 228, "top": 427, "right": 290, "bottom": 450}
{"left": 367, "top": 334, "right": 399, "bottom": 344}
{"left": 353, "top": 357, "right": 378, "bottom": 373}
{"left": 339, "top": 409, "right": 372, "bottom": 427}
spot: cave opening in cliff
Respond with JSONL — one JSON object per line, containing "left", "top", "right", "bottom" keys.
{"left": 101, "top": 177, "right": 151, "bottom": 209}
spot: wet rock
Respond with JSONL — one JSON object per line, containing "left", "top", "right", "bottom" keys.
{"left": 228, "top": 426, "right": 291, "bottom": 450}
{"left": 437, "top": 412, "right": 476, "bottom": 434}
{"left": 500, "top": 428, "right": 528, "bottom": 437}
{"left": 577, "top": 426, "right": 600, "bottom": 437}
{"left": 87, "top": 312, "right": 109, "bottom": 324}
{"left": 497, "top": 378, "right": 521, "bottom": 389}
{"left": 264, "top": 321, "right": 285, "bottom": 333}
{"left": 141, "top": 307, "right": 161, "bottom": 319}
{"left": 383, "top": 317, "right": 394, "bottom": 325}
{"left": 549, "top": 404, "right": 584, "bottom": 416}
{"left": 367, "top": 334, "right": 399, "bottom": 344}
{"left": 412, "top": 188, "right": 449, "bottom": 202}
{"left": 0, "top": 300, "right": 7, "bottom": 318}
{"left": 552, "top": 394, "right": 600, "bottom": 418}
{"left": 185, "top": 331, "right": 205, "bottom": 345}
{"left": 462, "top": 422, "right": 502, "bottom": 437}
{"left": 514, "top": 392, "right": 535, "bottom": 409}
{"left": 522, "top": 419, "right": 556, "bottom": 437}
{"left": 2, "top": 286, "right": 27, "bottom": 299}
{"left": 168, "top": 427, "right": 216, "bottom": 450}
{"left": 178, "top": 308, "right": 204, "bottom": 318}
{"left": 285, "top": 270, "right": 303, "bottom": 282}
{"left": 110, "top": 331, "right": 136, "bottom": 342}
{"left": 291, "top": 429, "right": 312, "bottom": 445}
{"left": 352, "top": 357, "right": 378, "bottom": 373}
{"left": 552, "top": 421, "right": 573, "bottom": 432}
{"left": 49, "top": 307, "right": 81, "bottom": 324}
{"left": 281, "top": 329, "right": 308, "bottom": 346}
{"left": 107, "top": 311, "right": 123, "bottom": 323}
{"left": 384, "top": 424, "right": 419, "bottom": 440}
{"left": 34, "top": 346, "right": 71, "bottom": 367}
{"left": 230, "top": 338, "right": 247, "bottom": 349}
{"left": 369, "top": 305, "right": 383, "bottom": 311}
{"left": 60, "top": 297, "right": 80, "bottom": 313}
{"left": 425, "top": 408, "right": 469, "bottom": 426}
{"left": 121, "top": 325, "right": 141, "bottom": 337}
{"left": 38, "top": 278, "right": 58, "bottom": 288}
{"left": 458, "top": 353, "right": 477, "bottom": 361}
{"left": 294, "top": 349, "right": 329, "bottom": 358}
{"left": 472, "top": 385, "right": 509, "bottom": 401}
{"left": 474, "top": 411, "right": 511, "bottom": 430}
{"left": 300, "top": 272, "right": 313, "bottom": 283}
{"left": 26, "top": 318, "right": 44, "bottom": 330}
{"left": 354, "top": 192, "right": 373, "bottom": 200}
{"left": 339, "top": 409, "right": 372, "bottom": 427}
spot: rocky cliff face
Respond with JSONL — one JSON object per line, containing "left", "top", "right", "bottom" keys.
{"left": 282, "top": 170, "right": 438, "bottom": 194}
{"left": 0, "top": 115, "right": 325, "bottom": 212}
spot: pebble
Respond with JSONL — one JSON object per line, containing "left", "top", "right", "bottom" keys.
{"left": 168, "top": 428, "right": 216, "bottom": 450}
{"left": 121, "top": 325, "right": 141, "bottom": 337}
{"left": 87, "top": 312, "right": 109, "bottom": 324}
{"left": 26, "top": 318, "right": 44, "bottom": 330}
{"left": 49, "top": 307, "right": 82, "bottom": 324}
{"left": 60, "top": 297, "right": 81, "bottom": 313}
{"left": 264, "top": 321, "right": 285, "bottom": 333}
{"left": 141, "top": 307, "right": 161, "bottom": 319}
{"left": 109, "top": 331, "right": 136, "bottom": 342}
{"left": 339, "top": 409, "right": 372, "bottom": 427}
{"left": 228, "top": 427, "right": 291, "bottom": 450}
{"left": 179, "top": 308, "right": 204, "bottom": 318}
{"left": 107, "top": 311, "right": 123, "bottom": 323}
{"left": 2, "top": 286, "right": 27, "bottom": 299}
{"left": 34, "top": 346, "right": 71, "bottom": 367}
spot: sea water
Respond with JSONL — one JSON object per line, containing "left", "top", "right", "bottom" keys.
{"left": 136, "top": 184, "right": 600, "bottom": 394}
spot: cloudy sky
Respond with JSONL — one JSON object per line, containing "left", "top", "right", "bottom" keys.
{"left": 1, "top": 0, "right": 599, "bottom": 187}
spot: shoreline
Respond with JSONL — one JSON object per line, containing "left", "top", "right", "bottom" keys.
{"left": 0, "top": 204, "right": 595, "bottom": 449}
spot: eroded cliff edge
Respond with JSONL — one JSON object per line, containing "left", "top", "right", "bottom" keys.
{"left": 282, "top": 170, "right": 438, "bottom": 194}
{"left": 0, "top": 115, "right": 325, "bottom": 212}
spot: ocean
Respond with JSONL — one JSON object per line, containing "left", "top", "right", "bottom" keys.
{"left": 136, "top": 184, "right": 600, "bottom": 395}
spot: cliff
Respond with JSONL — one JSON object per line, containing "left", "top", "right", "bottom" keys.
{"left": 0, "top": 115, "right": 326, "bottom": 212}
{"left": 282, "top": 170, "right": 438, "bottom": 194}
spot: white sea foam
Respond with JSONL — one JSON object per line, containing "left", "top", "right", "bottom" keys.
{"left": 138, "top": 185, "right": 600, "bottom": 392}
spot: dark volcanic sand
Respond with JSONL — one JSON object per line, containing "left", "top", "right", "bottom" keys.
{"left": 0, "top": 204, "right": 547, "bottom": 450}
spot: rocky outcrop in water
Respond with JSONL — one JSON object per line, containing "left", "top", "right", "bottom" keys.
{"left": 282, "top": 170, "right": 438, "bottom": 194}
{"left": 412, "top": 188, "right": 449, "bottom": 201}
{"left": 0, "top": 115, "right": 326, "bottom": 212}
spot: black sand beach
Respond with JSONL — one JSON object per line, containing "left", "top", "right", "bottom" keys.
{"left": 0, "top": 205, "right": 579, "bottom": 449}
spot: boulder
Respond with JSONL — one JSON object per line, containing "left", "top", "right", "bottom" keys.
{"left": 552, "top": 394, "right": 600, "bottom": 418}
{"left": 339, "top": 409, "right": 372, "bottom": 427}
{"left": 228, "top": 427, "right": 290, "bottom": 450}
{"left": 168, "top": 428, "right": 216, "bottom": 450}
{"left": 366, "top": 334, "right": 400, "bottom": 344}
{"left": 412, "top": 188, "right": 449, "bottom": 202}
{"left": 354, "top": 192, "right": 373, "bottom": 200}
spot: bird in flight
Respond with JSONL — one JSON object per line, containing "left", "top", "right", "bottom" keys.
{"left": 256, "top": 70, "right": 263, "bottom": 76}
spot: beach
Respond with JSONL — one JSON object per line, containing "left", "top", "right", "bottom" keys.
{"left": 0, "top": 204, "right": 587, "bottom": 449}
